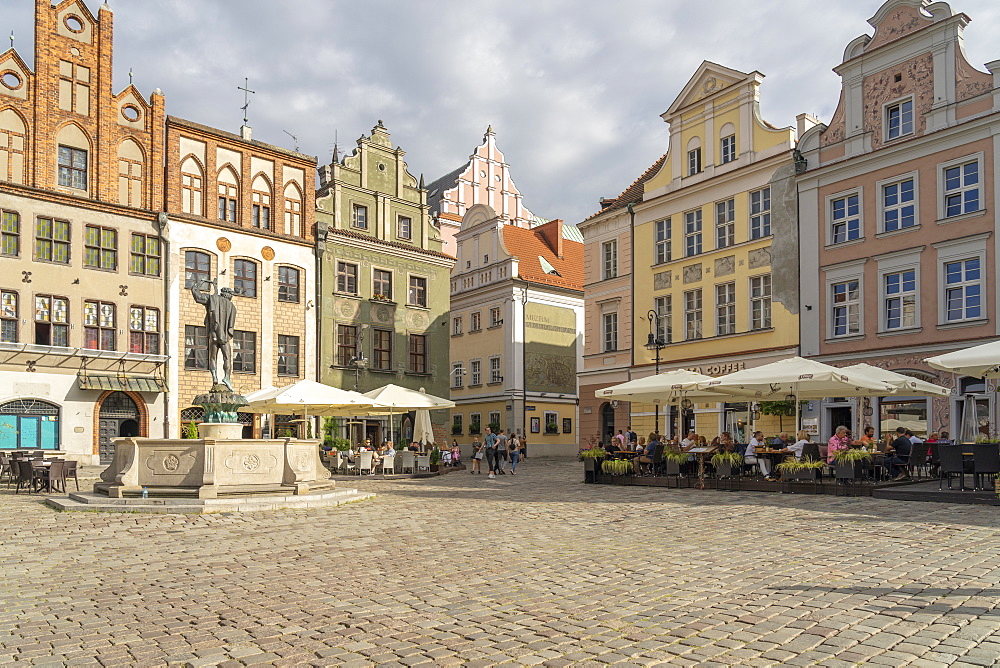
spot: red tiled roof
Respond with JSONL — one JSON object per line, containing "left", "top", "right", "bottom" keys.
{"left": 582, "top": 153, "right": 668, "bottom": 223}
{"left": 501, "top": 224, "right": 583, "bottom": 292}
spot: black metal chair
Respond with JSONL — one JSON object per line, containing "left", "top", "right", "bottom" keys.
{"left": 647, "top": 442, "right": 665, "bottom": 476}
{"left": 938, "top": 444, "right": 971, "bottom": 491}
{"left": 971, "top": 444, "right": 1000, "bottom": 491}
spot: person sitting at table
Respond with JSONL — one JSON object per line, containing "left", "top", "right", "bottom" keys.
{"left": 745, "top": 430, "right": 771, "bottom": 478}
{"left": 769, "top": 432, "right": 789, "bottom": 448}
{"left": 408, "top": 442, "right": 420, "bottom": 452}
{"left": 451, "top": 441, "right": 461, "bottom": 467}
{"left": 785, "top": 430, "right": 810, "bottom": 460}
{"left": 826, "top": 426, "right": 851, "bottom": 464}
{"left": 636, "top": 436, "right": 646, "bottom": 453}
{"left": 718, "top": 432, "right": 736, "bottom": 452}
{"left": 886, "top": 427, "right": 913, "bottom": 481}
{"left": 633, "top": 432, "right": 660, "bottom": 475}
{"left": 680, "top": 431, "right": 698, "bottom": 448}
{"left": 859, "top": 426, "right": 876, "bottom": 447}
{"left": 937, "top": 430, "right": 952, "bottom": 444}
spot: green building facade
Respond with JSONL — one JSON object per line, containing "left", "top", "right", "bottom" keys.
{"left": 315, "top": 122, "right": 454, "bottom": 445}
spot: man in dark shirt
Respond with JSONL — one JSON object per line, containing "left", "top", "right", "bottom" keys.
{"left": 886, "top": 427, "right": 913, "bottom": 481}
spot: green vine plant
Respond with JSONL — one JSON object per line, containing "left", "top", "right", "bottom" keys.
{"left": 579, "top": 447, "right": 607, "bottom": 460}
{"left": 601, "top": 459, "right": 632, "bottom": 476}
{"left": 662, "top": 448, "right": 691, "bottom": 465}
{"left": 831, "top": 448, "right": 872, "bottom": 464}
{"left": 710, "top": 451, "right": 744, "bottom": 468}
{"left": 775, "top": 456, "right": 826, "bottom": 475}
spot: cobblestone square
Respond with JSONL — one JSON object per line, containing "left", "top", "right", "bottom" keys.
{"left": 2, "top": 459, "right": 998, "bottom": 666}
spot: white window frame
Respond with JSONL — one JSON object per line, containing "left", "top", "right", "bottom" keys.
{"left": 749, "top": 274, "right": 772, "bottom": 330}
{"left": 336, "top": 261, "right": 358, "bottom": 295}
{"left": 489, "top": 355, "right": 502, "bottom": 383}
{"left": 875, "top": 248, "right": 922, "bottom": 333}
{"left": 824, "top": 259, "right": 866, "bottom": 340}
{"left": 489, "top": 306, "right": 502, "bottom": 328}
{"left": 687, "top": 147, "right": 702, "bottom": 176}
{"left": 351, "top": 203, "right": 368, "bottom": 229}
{"left": 684, "top": 209, "right": 702, "bottom": 257}
{"left": 654, "top": 294, "right": 671, "bottom": 344}
{"left": 750, "top": 187, "right": 771, "bottom": 240}
{"left": 720, "top": 134, "right": 736, "bottom": 164}
{"left": 602, "top": 312, "right": 618, "bottom": 353}
{"left": 470, "top": 358, "right": 482, "bottom": 386}
{"left": 654, "top": 218, "right": 671, "bottom": 265}
{"left": 452, "top": 362, "right": 464, "bottom": 388}
{"left": 470, "top": 311, "right": 481, "bottom": 332}
{"left": 938, "top": 152, "right": 983, "bottom": 221}
{"left": 684, "top": 289, "right": 702, "bottom": 341}
{"left": 715, "top": 282, "right": 736, "bottom": 336}
{"left": 884, "top": 96, "right": 914, "bottom": 141}
{"left": 452, "top": 316, "right": 462, "bottom": 336}
{"left": 715, "top": 198, "right": 735, "bottom": 250}
{"left": 934, "top": 234, "right": 988, "bottom": 325}
{"left": 877, "top": 171, "right": 918, "bottom": 235}
{"left": 396, "top": 214, "right": 412, "bottom": 240}
{"left": 826, "top": 188, "right": 863, "bottom": 246}
{"left": 602, "top": 240, "right": 618, "bottom": 280}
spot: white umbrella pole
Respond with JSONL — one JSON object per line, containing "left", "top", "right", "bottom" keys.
{"left": 795, "top": 392, "right": 800, "bottom": 434}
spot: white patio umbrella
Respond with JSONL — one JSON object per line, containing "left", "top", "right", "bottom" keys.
{"left": 362, "top": 385, "right": 454, "bottom": 446}
{"left": 700, "top": 357, "right": 896, "bottom": 431}
{"left": 926, "top": 340, "right": 1000, "bottom": 379}
{"left": 414, "top": 409, "right": 435, "bottom": 446}
{"left": 842, "top": 364, "right": 951, "bottom": 398}
{"left": 245, "top": 379, "right": 380, "bottom": 425}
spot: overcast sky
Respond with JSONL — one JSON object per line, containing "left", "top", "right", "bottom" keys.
{"left": 5, "top": 0, "right": 998, "bottom": 224}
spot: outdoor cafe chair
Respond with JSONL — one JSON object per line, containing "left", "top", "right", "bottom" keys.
{"left": 39, "top": 460, "right": 65, "bottom": 494}
{"left": 62, "top": 460, "right": 79, "bottom": 491}
{"left": 415, "top": 454, "right": 430, "bottom": 472}
{"left": 15, "top": 460, "right": 40, "bottom": 494}
{"left": 397, "top": 450, "right": 415, "bottom": 474}
{"left": 0, "top": 454, "right": 13, "bottom": 487}
{"left": 971, "top": 443, "right": 1000, "bottom": 491}
{"left": 938, "top": 444, "right": 971, "bottom": 491}
{"left": 381, "top": 454, "right": 395, "bottom": 475}
{"left": 356, "top": 451, "right": 374, "bottom": 475}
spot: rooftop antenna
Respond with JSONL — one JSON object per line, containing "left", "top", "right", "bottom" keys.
{"left": 238, "top": 77, "right": 255, "bottom": 125}
{"left": 282, "top": 130, "right": 299, "bottom": 152}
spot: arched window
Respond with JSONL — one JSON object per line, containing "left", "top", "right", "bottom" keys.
{"left": 0, "top": 399, "right": 60, "bottom": 450}
{"left": 181, "top": 156, "right": 204, "bottom": 215}
{"left": 117, "top": 138, "right": 144, "bottom": 207}
{"left": 217, "top": 166, "right": 239, "bottom": 223}
{"left": 251, "top": 174, "right": 272, "bottom": 229}
{"left": 0, "top": 109, "right": 27, "bottom": 185}
{"left": 284, "top": 182, "right": 302, "bottom": 236}
{"left": 56, "top": 124, "right": 91, "bottom": 191}
{"left": 686, "top": 136, "right": 702, "bottom": 176}
{"left": 184, "top": 250, "right": 211, "bottom": 289}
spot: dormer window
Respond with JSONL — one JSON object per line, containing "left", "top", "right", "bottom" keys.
{"left": 886, "top": 98, "right": 913, "bottom": 141}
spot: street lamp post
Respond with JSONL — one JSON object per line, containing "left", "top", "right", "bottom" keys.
{"left": 645, "top": 308, "right": 667, "bottom": 435}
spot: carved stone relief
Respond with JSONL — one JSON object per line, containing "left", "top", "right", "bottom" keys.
{"left": 714, "top": 256, "right": 736, "bottom": 277}
{"left": 653, "top": 271, "right": 672, "bottom": 290}
{"left": 682, "top": 264, "right": 702, "bottom": 284}
{"left": 748, "top": 248, "right": 772, "bottom": 269}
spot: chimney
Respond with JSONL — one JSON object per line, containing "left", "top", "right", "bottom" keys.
{"left": 536, "top": 219, "right": 564, "bottom": 259}
{"left": 240, "top": 125, "right": 252, "bottom": 141}
{"left": 796, "top": 113, "right": 821, "bottom": 139}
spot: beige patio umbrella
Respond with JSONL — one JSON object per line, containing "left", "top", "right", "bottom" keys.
{"left": 244, "top": 379, "right": 380, "bottom": 436}
{"left": 361, "top": 385, "right": 455, "bottom": 446}
{"left": 926, "top": 340, "right": 1000, "bottom": 379}
{"left": 842, "top": 364, "right": 951, "bottom": 398}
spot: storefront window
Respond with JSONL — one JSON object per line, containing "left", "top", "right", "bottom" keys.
{"left": 723, "top": 402, "right": 748, "bottom": 443}
{"left": 879, "top": 397, "right": 928, "bottom": 438}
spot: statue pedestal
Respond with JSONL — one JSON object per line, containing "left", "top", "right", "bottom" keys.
{"left": 199, "top": 423, "right": 244, "bottom": 440}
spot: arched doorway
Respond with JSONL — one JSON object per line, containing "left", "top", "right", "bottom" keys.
{"left": 600, "top": 402, "right": 615, "bottom": 445}
{"left": 0, "top": 399, "right": 61, "bottom": 450}
{"left": 98, "top": 392, "right": 141, "bottom": 464}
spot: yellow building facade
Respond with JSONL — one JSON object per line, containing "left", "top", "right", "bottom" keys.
{"left": 630, "top": 62, "right": 802, "bottom": 440}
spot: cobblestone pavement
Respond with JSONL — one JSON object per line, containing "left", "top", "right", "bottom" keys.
{"left": 2, "top": 458, "right": 999, "bottom": 667}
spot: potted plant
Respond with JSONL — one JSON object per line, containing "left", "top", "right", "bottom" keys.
{"left": 776, "top": 456, "right": 825, "bottom": 481}
{"left": 545, "top": 421, "right": 559, "bottom": 434}
{"left": 832, "top": 448, "right": 871, "bottom": 481}
{"left": 371, "top": 293, "right": 393, "bottom": 303}
{"left": 711, "top": 451, "right": 744, "bottom": 478}
{"left": 451, "top": 423, "right": 463, "bottom": 435}
{"left": 600, "top": 459, "right": 632, "bottom": 478}
{"left": 488, "top": 422, "right": 501, "bottom": 434}
{"left": 663, "top": 448, "right": 690, "bottom": 476}
{"left": 183, "top": 421, "right": 199, "bottom": 439}
{"left": 429, "top": 446, "right": 441, "bottom": 472}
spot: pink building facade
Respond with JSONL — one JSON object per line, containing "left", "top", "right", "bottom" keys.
{"left": 797, "top": 0, "right": 1000, "bottom": 440}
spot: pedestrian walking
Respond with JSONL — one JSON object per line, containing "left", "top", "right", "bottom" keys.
{"left": 470, "top": 436, "right": 483, "bottom": 474}
{"left": 483, "top": 427, "right": 499, "bottom": 478}
{"left": 520, "top": 432, "right": 527, "bottom": 459}
{"left": 509, "top": 432, "right": 521, "bottom": 474}
{"left": 496, "top": 430, "right": 509, "bottom": 474}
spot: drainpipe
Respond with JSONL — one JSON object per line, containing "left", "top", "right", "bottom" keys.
{"left": 156, "top": 212, "right": 171, "bottom": 438}
{"left": 626, "top": 202, "right": 636, "bottom": 431}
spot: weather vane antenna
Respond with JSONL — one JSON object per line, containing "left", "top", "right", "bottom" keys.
{"left": 238, "top": 77, "right": 256, "bottom": 125}
{"left": 128, "top": 67, "right": 133, "bottom": 86}
{"left": 10, "top": 31, "right": 14, "bottom": 49}
{"left": 282, "top": 130, "right": 299, "bottom": 152}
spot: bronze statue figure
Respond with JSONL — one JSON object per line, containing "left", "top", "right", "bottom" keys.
{"left": 190, "top": 278, "right": 236, "bottom": 391}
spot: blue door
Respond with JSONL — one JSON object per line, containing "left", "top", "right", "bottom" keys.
{"left": 19, "top": 417, "right": 39, "bottom": 449}
{"left": 0, "top": 400, "right": 61, "bottom": 450}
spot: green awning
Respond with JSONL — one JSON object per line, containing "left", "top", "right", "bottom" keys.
{"left": 77, "top": 373, "right": 166, "bottom": 393}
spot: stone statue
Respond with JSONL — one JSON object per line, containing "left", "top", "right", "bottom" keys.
{"left": 190, "top": 279, "right": 236, "bottom": 391}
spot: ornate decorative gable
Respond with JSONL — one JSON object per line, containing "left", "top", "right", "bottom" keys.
{"left": 865, "top": 0, "right": 955, "bottom": 52}
{"left": 663, "top": 61, "right": 754, "bottom": 119}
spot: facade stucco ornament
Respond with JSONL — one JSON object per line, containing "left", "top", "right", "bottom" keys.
{"left": 682, "top": 264, "right": 702, "bottom": 284}
{"left": 715, "top": 256, "right": 736, "bottom": 277}
{"left": 653, "top": 271, "right": 672, "bottom": 290}
{"left": 748, "top": 248, "right": 771, "bottom": 269}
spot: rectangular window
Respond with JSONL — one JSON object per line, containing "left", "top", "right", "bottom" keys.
{"left": 83, "top": 300, "right": 116, "bottom": 351}
{"left": 233, "top": 259, "right": 257, "bottom": 298}
{"left": 471, "top": 311, "right": 481, "bottom": 331}
{"left": 602, "top": 240, "right": 618, "bottom": 279}
{"left": 352, "top": 203, "right": 368, "bottom": 229}
{"left": 408, "top": 276, "right": 427, "bottom": 307}
{"left": 654, "top": 218, "right": 671, "bottom": 264}
{"left": 831, "top": 280, "right": 861, "bottom": 337}
{"left": 603, "top": 312, "right": 617, "bottom": 352}
{"left": 943, "top": 161, "right": 980, "bottom": 217}
{"left": 57, "top": 145, "right": 87, "bottom": 190}
{"left": 184, "top": 250, "right": 211, "bottom": 289}
{"left": 184, "top": 324, "right": 208, "bottom": 369}
{"left": 397, "top": 215, "right": 412, "bottom": 240}
{"left": 687, "top": 147, "right": 701, "bottom": 176}
{"left": 470, "top": 413, "right": 481, "bottom": 434}
{"left": 452, "top": 316, "right": 462, "bottom": 336}
{"left": 489, "top": 306, "right": 502, "bottom": 327}
{"left": 336, "top": 262, "right": 358, "bottom": 294}
{"left": 452, "top": 362, "right": 464, "bottom": 388}
{"left": 84, "top": 225, "right": 117, "bottom": 270}
{"left": 182, "top": 171, "right": 202, "bottom": 216}
{"left": 544, "top": 411, "right": 558, "bottom": 434}
{"left": 882, "top": 178, "right": 915, "bottom": 232}
{"left": 252, "top": 199, "right": 270, "bottom": 229}
{"left": 489, "top": 411, "right": 501, "bottom": 431}
{"left": 277, "top": 266, "right": 300, "bottom": 303}
{"left": 715, "top": 282, "right": 736, "bottom": 336}
{"left": 470, "top": 359, "right": 482, "bottom": 386}
{"left": 945, "top": 258, "right": 982, "bottom": 322}
{"left": 489, "top": 356, "right": 502, "bottom": 383}
{"left": 277, "top": 334, "right": 300, "bottom": 376}
{"left": 336, "top": 324, "right": 358, "bottom": 366}
{"left": 372, "top": 269, "right": 392, "bottom": 301}
{"left": 750, "top": 187, "right": 771, "bottom": 239}
{"left": 654, "top": 295, "right": 671, "bottom": 344}
{"left": 452, "top": 414, "right": 463, "bottom": 434}
{"left": 684, "top": 209, "right": 702, "bottom": 257}
{"left": 128, "top": 305, "right": 159, "bottom": 354}
{"left": 720, "top": 134, "right": 736, "bottom": 164}
{"left": 217, "top": 184, "right": 237, "bottom": 222}
{"left": 372, "top": 328, "right": 392, "bottom": 370}
{"left": 34, "top": 295, "right": 69, "bottom": 347}
{"left": 129, "top": 233, "right": 160, "bottom": 276}
{"left": 1, "top": 290, "right": 17, "bottom": 343}
{"left": 750, "top": 275, "right": 772, "bottom": 330}
{"left": 684, "top": 289, "right": 703, "bottom": 340}
{"left": 35, "top": 217, "right": 70, "bottom": 264}
{"left": 884, "top": 270, "right": 917, "bottom": 330}
{"left": 232, "top": 330, "right": 256, "bottom": 373}
{"left": 715, "top": 198, "right": 735, "bottom": 249}
{"left": 831, "top": 193, "right": 861, "bottom": 244}
{"left": 1, "top": 210, "right": 19, "bottom": 257}
{"left": 408, "top": 334, "right": 427, "bottom": 373}
{"left": 886, "top": 99, "right": 914, "bottom": 140}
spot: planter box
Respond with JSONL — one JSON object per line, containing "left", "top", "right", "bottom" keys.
{"left": 834, "top": 461, "right": 865, "bottom": 480}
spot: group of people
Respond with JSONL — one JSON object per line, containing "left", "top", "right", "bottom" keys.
{"left": 342, "top": 439, "right": 465, "bottom": 474}
{"left": 468, "top": 427, "right": 525, "bottom": 478}
{"left": 825, "top": 425, "right": 949, "bottom": 481}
